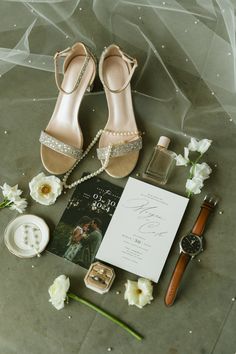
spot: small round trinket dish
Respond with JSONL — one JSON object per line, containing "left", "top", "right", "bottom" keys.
{"left": 4, "top": 214, "right": 49, "bottom": 258}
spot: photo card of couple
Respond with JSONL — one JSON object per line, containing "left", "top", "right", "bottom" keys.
{"left": 47, "top": 176, "right": 123, "bottom": 269}
{"left": 96, "top": 177, "right": 189, "bottom": 282}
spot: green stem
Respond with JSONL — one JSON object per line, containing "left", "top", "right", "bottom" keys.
{"left": 188, "top": 153, "right": 203, "bottom": 180}
{"left": 187, "top": 191, "right": 192, "bottom": 198}
{"left": 195, "top": 153, "right": 203, "bottom": 164}
{"left": 68, "top": 292, "right": 143, "bottom": 341}
{"left": 185, "top": 153, "right": 204, "bottom": 198}
{"left": 188, "top": 167, "right": 194, "bottom": 180}
{"left": 0, "top": 198, "right": 12, "bottom": 209}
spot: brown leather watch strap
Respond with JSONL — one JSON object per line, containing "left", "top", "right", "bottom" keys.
{"left": 164, "top": 253, "right": 191, "bottom": 307}
{"left": 191, "top": 200, "right": 215, "bottom": 236}
{"left": 164, "top": 195, "right": 218, "bottom": 307}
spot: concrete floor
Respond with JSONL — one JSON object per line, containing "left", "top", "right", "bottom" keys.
{"left": 0, "top": 1, "right": 236, "bottom": 353}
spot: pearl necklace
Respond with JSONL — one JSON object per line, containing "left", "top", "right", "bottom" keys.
{"left": 62, "top": 128, "right": 140, "bottom": 190}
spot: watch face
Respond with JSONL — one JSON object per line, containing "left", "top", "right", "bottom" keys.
{"left": 180, "top": 234, "right": 203, "bottom": 256}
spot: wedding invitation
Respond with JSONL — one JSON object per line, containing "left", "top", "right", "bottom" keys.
{"left": 47, "top": 176, "right": 123, "bottom": 269}
{"left": 96, "top": 177, "right": 189, "bottom": 282}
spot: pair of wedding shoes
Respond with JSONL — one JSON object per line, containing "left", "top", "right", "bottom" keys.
{"left": 39, "top": 42, "right": 142, "bottom": 188}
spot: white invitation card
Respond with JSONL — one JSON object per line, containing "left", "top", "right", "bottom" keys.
{"left": 96, "top": 177, "right": 189, "bottom": 282}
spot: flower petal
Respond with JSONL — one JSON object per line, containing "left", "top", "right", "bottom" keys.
{"left": 0, "top": 183, "right": 22, "bottom": 200}
{"left": 9, "top": 197, "right": 27, "bottom": 213}
{"left": 197, "top": 139, "right": 212, "bottom": 154}
{"left": 186, "top": 177, "right": 204, "bottom": 195}
{"left": 175, "top": 154, "right": 189, "bottom": 166}
{"left": 124, "top": 280, "right": 140, "bottom": 306}
{"left": 48, "top": 275, "right": 70, "bottom": 310}
{"left": 137, "top": 278, "right": 153, "bottom": 308}
{"left": 29, "top": 172, "right": 62, "bottom": 206}
{"left": 188, "top": 137, "right": 199, "bottom": 152}
{"left": 137, "top": 278, "right": 153, "bottom": 296}
{"left": 184, "top": 147, "right": 189, "bottom": 160}
{"left": 190, "top": 162, "right": 212, "bottom": 180}
{"left": 124, "top": 278, "right": 154, "bottom": 309}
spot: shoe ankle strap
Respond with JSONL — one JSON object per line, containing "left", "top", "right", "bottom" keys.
{"left": 99, "top": 45, "right": 138, "bottom": 94}
{"left": 54, "top": 43, "right": 95, "bottom": 95}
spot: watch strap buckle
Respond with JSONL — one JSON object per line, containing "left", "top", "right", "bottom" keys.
{"left": 204, "top": 194, "right": 219, "bottom": 206}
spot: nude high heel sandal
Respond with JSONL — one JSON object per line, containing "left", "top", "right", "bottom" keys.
{"left": 39, "top": 42, "right": 96, "bottom": 175}
{"left": 97, "top": 44, "right": 142, "bottom": 178}
{"left": 61, "top": 45, "right": 142, "bottom": 190}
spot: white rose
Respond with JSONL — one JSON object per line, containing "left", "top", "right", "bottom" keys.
{"left": 124, "top": 278, "right": 153, "bottom": 309}
{"left": 48, "top": 275, "right": 70, "bottom": 310}
{"left": 190, "top": 163, "right": 212, "bottom": 180}
{"left": 29, "top": 172, "right": 62, "bottom": 205}
{"left": 186, "top": 177, "right": 204, "bottom": 195}
{"left": 175, "top": 147, "right": 190, "bottom": 166}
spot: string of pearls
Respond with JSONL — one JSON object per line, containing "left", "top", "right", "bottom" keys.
{"left": 62, "top": 129, "right": 103, "bottom": 189}
{"left": 62, "top": 128, "right": 140, "bottom": 189}
{"left": 103, "top": 129, "right": 140, "bottom": 136}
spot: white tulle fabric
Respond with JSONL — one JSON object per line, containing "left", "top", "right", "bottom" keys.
{"left": 0, "top": 0, "right": 235, "bottom": 126}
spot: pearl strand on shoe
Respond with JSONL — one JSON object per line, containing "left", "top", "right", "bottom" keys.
{"left": 62, "top": 129, "right": 104, "bottom": 189}
{"left": 103, "top": 129, "right": 140, "bottom": 136}
{"left": 63, "top": 144, "right": 112, "bottom": 189}
{"left": 62, "top": 129, "right": 140, "bottom": 189}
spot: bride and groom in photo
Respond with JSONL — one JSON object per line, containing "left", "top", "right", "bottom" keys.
{"left": 63, "top": 216, "right": 103, "bottom": 268}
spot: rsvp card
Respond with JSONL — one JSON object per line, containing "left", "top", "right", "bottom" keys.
{"left": 96, "top": 177, "right": 189, "bottom": 282}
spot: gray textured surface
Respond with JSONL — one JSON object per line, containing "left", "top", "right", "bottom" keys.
{"left": 0, "top": 66, "right": 235, "bottom": 354}
{"left": 1, "top": 2, "right": 236, "bottom": 354}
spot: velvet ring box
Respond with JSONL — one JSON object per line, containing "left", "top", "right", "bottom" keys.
{"left": 84, "top": 261, "right": 115, "bottom": 294}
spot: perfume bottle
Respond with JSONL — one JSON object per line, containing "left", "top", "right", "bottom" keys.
{"left": 143, "top": 136, "right": 176, "bottom": 185}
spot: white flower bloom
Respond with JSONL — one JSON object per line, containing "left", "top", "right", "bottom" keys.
{"left": 175, "top": 155, "right": 186, "bottom": 166}
{"left": 29, "top": 172, "right": 62, "bottom": 205}
{"left": 175, "top": 147, "right": 189, "bottom": 166}
{"left": 0, "top": 183, "right": 27, "bottom": 213}
{"left": 190, "top": 162, "right": 212, "bottom": 180}
{"left": 48, "top": 275, "right": 70, "bottom": 310}
{"left": 188, "top": 137, "right": 199, "bottom": 152}
{"left": 197, "top": 139, "right": 212, "bottom": 154}
{"left": 0, "top": 183, "right": 22, "bottom": 201}
{"left": 186, "top": 177, "right": 204, "bottom": 195}
{"left": 188, "top": 137, "right": 212, "bottom": 154}
{"left": 124, "top": 278, "right": 153, "bottom": 309}
{"left": 9, "top": 197, "right": 27, "bottom": 213}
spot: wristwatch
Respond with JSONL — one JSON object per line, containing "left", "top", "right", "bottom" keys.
{"left": 164, "top": 195, "right": 218, "bottom": 307}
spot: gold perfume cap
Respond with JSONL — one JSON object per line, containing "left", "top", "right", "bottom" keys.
{"left": 157, "top": 136, "right": 170, "bottom": 148}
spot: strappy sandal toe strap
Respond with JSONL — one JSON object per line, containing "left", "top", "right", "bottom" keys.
{"left": 97, "top": 135, "right": 142, "bottom": 161}
{"left": 61, "top": 129, "right": 142, "bottom": 189}
{"left": 40, "top": 131, "right": 83, "bottom": 160}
